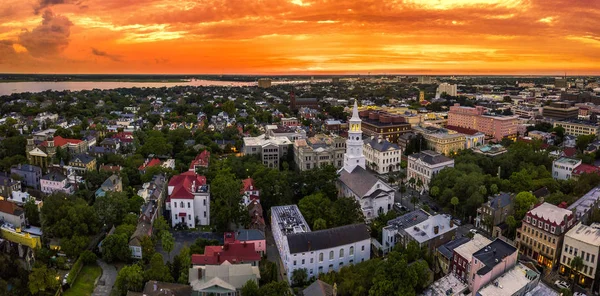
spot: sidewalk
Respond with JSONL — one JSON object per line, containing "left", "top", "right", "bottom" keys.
{"left": 92, "top": 259, "right": 117, "bottom": 296}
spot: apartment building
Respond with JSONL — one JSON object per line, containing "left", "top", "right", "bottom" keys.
{"left": 474, "top": 192, "right": 514, "bottom": 237}
{"left": 407, "top": 150, "right": 454, "bottom": 191}
{"left": 560, "top": 222, "right": 600, "bottom": 288}
{"left": 363, "top": 137, "right": 402, "bottom": 174}
{"left": 553, "top": 119, "right": 600, "bottom": 137}
{"left": 294, "top": 134, "right": 346, "bottom": 171}
{"left": 10, "top": 164, "right": 42, "bottom": 190}
{"left": 543, "top": 101, "right": 579, "bottom": 120}
{"left": 437, "top": 83, "right": 457, "bottom": 97}
{"left": 165, "top": 171, "right": 210, "bottom": 227}
{"left": 516, "top": 202, "right": 576, "bottom": 269}
{"left": 402, "top": 214, "right": 458, "bottom": 252}
{"left": 469, "top": 239, "right": 519, "bottom": 294}
{"left": 382, "top": 209, "right": 430, "bottom": 254}
{"left": 358, "top": 110, "right": 412, "bottom": 143}
{"left": 450, "top": 234, "right": 492, "bottom": 282}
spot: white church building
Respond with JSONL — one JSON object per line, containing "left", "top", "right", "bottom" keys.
{"left": 337, "top": 101, "right": 395, "bottom": 221}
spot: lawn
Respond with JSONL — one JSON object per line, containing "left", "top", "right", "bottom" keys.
{"left": 63, "top": 264, "right": 102, "bottom": 296}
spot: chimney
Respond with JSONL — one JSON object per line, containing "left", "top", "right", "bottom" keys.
{"left": 197, "top": 269, "right": 202, "bottom": 279}
{"left": 433, "top": 225, "right": 439, "bottom": 234}
{"left": 449, "top": 220, "right": 454, "bottom": 227}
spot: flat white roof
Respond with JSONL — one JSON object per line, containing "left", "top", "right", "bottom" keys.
{"left": 454, "top": 234, "right": 492, "bottom": 263}
{"left": 243, "top": 134, "right": 291, "bottom": 147}
{"left": 566, "top": 222, "right": 600, "bottom": 247}
{"left": 477, "top": 263, "right": 539, "bottom": 296}
{"left": 422, "top": 273, "right": 467, "bottom": 296}
{"left": 404, "top": 214, "right": 457, "bottom": 244}
{"left": 529, "top": 202, "right": 573, "bottom": 225}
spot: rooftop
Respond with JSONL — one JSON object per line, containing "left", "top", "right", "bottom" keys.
{"left": 565, "top": 222, "right": 600, "bottom": 247}
{"left": 191, "top": 241, "right": 261, "bottom": 265}
{"left": 437, "top": 236, "right": 471, "bottom": 260}
{"left": 408, "top": 150, "right": 453, "bottom": 166}
{"left": 364, "top": 137, "right": 401, "bottom": 152}
{"left": 404, "top": 214, "right": 457, "bottom": 244}
{"left": 243, "top": 134, "right": 291, "bottom": 147}
{"left": 454, "top": 234, "right": 492, "bottom": 264}
{"left": 384, "top": 209, "right": 430, "bottom": 232}
{"left": 568, "top": 186, "right": 600, "bottom": 221}
{"left": 422, "top": 273, "right": 468, "bottom": 296}
{"left": 271, "top": 205, "right": 310, "bottom": 236}
{"left": 554, "top": 157, "right": 582, "bottom": 166}
{"left": 286, "top": 223, "right": 371, "bottom": 254}
{"left": 528, "top": 202, "right": 573, "bottom": 226}
{"left": 473, "top": 239, "right": 517, "bottom": 276}
{"left": 477, "top": 263, "right": 540, "bottom": 296}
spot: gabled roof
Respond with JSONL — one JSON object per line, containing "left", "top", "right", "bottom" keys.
{"left": 563, "top": 147, "right": 578, "bottom": 157}
{"left": 28, "top": 147, "right": 48, "bottom": 157}
{"left": 363, "top": 137, "right": 400, "bottom": 152}
{"left": 139, "top": 158, "right": 161, "bottom": 170}
{"left": 0, "top": 200, "right": 24, "bottom": 216}
{"left": 191, "top": 241, "right": 261, "bottom": 265}
{"left": 488, "top": 193, "right": 512, "bottom": 210}
{"left": 241, "top": 178, "right": 257, "bottom": 193}
{"left": 42, "top": 171, "right": 66, "bottom": 182}
{"left": 573, "top": 163, "right": 600, "bottom": 175}
{"left": 338, "top": 166, "right": 387, "bottom": 198}
{"left": 189, "top": 150, "right": 210, "bottom": 169}
{"left": 41, "top": 136, "right": 83, "bottom": 147}
{"left": 302, "top": 280, "right": 334, "bottom": 296}
{"left": 286, "top": 223, "right": 370, "bottom": 254}
{"left": 71, "top": 154, "right": 95, "bottom": 164}
{"left": 408, "top": 150, "right": 453, "bottom": 165}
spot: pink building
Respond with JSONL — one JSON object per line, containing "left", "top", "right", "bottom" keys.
{"left": 225, "top": 229, "right": 266, "bottom": 256}
{"left": 468, "top": 239, "right": 518, "bottom": 294}
{"left": 448, "top": 104, "right": 518, "bottom": 142}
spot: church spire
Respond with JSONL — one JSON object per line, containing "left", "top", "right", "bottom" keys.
{"left": 351, "top": 100, "right": 360, "bottom": 120}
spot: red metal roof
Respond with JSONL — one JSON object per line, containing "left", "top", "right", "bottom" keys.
{"left": 191, "top": 241, "right": 261, "bottom": 265}
{"left": 563, "top": 147, "right": 578, "bottom": 158}
{"left": 41, "top": 136, "right": 83, "bottom": 147}
{"left": 0, "top": 200, "right": 23, "bottom": 216}
{"left": 445, "top": 125, "right": 481, "bottom": 136}
{"left": 168, "top": 171, "right": 207, "bottom": 200}
{"left": 573, "top": 163, "right": 600, "bottom": 175}
{"left": 241, "top": 178, "right": 257, "bottom": 193}
{"left": 189, "top": 150, "right": 210, "bottom": 169}
{"left": 138, "top": 158, "right": 161, "bottom": 170}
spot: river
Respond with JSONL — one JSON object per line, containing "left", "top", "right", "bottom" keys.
{"left": 0, "top": 79, "right": 257, "bottom": 96}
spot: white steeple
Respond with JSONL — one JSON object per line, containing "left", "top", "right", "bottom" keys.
{"left": 343, "top": 100, "right": 366, "bottom": 172}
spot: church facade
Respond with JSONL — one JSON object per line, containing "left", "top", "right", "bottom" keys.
{"left": 337, "top": 101, "right": 394, "bottom": 221}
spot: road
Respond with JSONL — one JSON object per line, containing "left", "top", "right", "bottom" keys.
{"left": 92, "top": 259, "right": 117, "bottom": 296}
{"left": 157, "top": 230, "right": 222, "bottom": 263}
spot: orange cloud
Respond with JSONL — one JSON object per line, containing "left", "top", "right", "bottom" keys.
{"left": 0, "top": 0, "right": 598, "bottom": 74}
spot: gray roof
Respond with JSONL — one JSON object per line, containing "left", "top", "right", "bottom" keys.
{"left": 338, "top": 166, "right": 386, "bottom": 197}
{"left": 72, "top": 153, "right": 95, "bottom": 164}
{"left": 437, "top": 237, "right": 470, "bottom": 260}
{"left": 235, "top": 229, "right": 265, "bottom": 241}
{"left": 42, "top": 171, "right": 66, "bottom": 182}
{"left": 409, "top": 150, "right": 452, "bottom": 165}
{"left": 489, "top": 193, "right": 512, "bottom": 210}
{"left": 385, "top": 209, "right": 430, "bottom": 230}
{"left": 302, "top": 280, "right": 333, "bottom": 296}
{"left": 286, "top": 223, "right": 370, "bottom": 254}
{"left": 473, "top": 239, "right": 517, "bottom": 276}
{"left": 364, "top": 137, "right": 400, "bottom": 152}
{"left": 11, "top": 164, "right": 42, "bottom": 173}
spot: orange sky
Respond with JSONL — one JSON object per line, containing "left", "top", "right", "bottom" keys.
{"left": 0, "top": 0, "right": 599, "bottom": 75}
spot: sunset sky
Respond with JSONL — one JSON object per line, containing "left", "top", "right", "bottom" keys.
{"left": 0, "top": 0, "right": 599, "bottom": 74}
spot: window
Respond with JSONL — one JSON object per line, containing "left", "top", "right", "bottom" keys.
{"left": 350, "top": 246, "right": 354, "bottom": 256}
{"left": 188, "top": 202, "right": 191, "bottom": 208}
{"left": 302, "top": 259, "right": 305, "bottom": 264}
{"left": 551, "top": 226, "right": 556, "bottom": 233}
{"left": 329, "top": 251, "right": 334, "bottom": 260}
{"left": 593, "top": 255, "right": 596, "bottom": 263}
{"left": 180, "top": 201, "right": 184, "bottom": 208}
{"left": 361, "top": 245, "right": 365, "bottom": 251}
{"left": 532, "top": 219, "right": 536, "bottom": 226}
{"left": 591, "top": 267, "right": 594, "bottom": 275}
{"left": 174, "top": 202, "right": 177, "bottom": 208}
{"left": 203, "top": 199, "right": 206, "bottom": 206}
{"left": 293, "top": 261, "right": 297, "bottom": 266}
{"left": 340, "top": 249, "right": 344, "bottom": 258}
{"left": 204, "top": 211, "right": 206, "bottom": 217}
{"left": 319, "top": 253, "right": 323, "bottom": 262}
{"left": 588, "top": 253, "right": 591, "bottom": 262}
{"left": 310, "top": 258, "right": 313, "bottom": 263}
{"left": 188, "top": 215, "right": 191, "bottom": 220}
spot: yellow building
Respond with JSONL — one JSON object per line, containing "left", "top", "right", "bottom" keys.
{"left": 0, "top": 226, "right": 41, "bottom": 249}
{"left": 419, "top": 91, "right": 425, "bottom": 102}
{"left": 69, "top": 154, "right": 97, "bottom": 175}
{"left": 414, "top": 126, "right": 465, "bottom": 156}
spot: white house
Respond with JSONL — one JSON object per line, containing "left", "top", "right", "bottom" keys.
{"left": 552, "top": 157, "right": 582, "bottom": 180}
{"left": 270, "top": 205, "right": 371, "bottom": 282}
{"left": 407, "top": 150, "right": 455, "bottom": 191}
{"left": 337, "top": 101, "right": 394, "bottom": 220}
{"left": 560, "top": 222, "right": 600, "bottom": 286}
{"left": 40, "top": 171, "right": 74, "bottom": 195}
{"left": 363, "top": 136, "right": 402, "bottom": 175}
{"left": 165, "top": 171, "right": 210, "bottom": 228}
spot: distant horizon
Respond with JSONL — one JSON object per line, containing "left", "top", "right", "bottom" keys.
{"left": 1, "top": 72, "right": 599, "bottom": 77}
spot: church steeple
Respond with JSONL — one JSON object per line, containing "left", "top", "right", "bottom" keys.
{"left": 343, "top": 100, "right": 366, "bottom": 172}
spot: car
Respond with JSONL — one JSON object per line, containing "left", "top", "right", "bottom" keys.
{"left": 452, "top": 218, "right": 462, "bottom": 226}
{"left": 394, "top": 203, "right": 407, "bottom": 212}
{"left": 574, "top": 292, "right": 587, "bottom": 296}
{"left": 469, "top": 229, "right": 477, "bottom": 234}
{"left": 62, "top": 273, "right": 69, "bottom": 286}
{"left": 554, "top": 280, "right": 570, "bottom": 290}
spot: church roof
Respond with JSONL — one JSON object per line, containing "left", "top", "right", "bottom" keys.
{"left": 338, "top": 166, "right": 381, "bottom": 197}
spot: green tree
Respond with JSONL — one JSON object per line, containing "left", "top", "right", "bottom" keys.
{"left": 161, "top": 231, "right": 175, "bottom": 261}
{"left": 576, "top": 134, "right": 596, "bottom": 152}
{"left": 61, "top": 235, "right": 90, "bottom": 258}
{"left": 189, "top": 238, "right": 220, "bottom": 255}
{"left": 430, "top": 186, "right": 440, "bottom": 198}
{"left": 514, "top": 191, "right": 538, "bottom": 220}
{"left": 144, "top": 253, "right": 173, "bottom": 282}
{"left": 28, "top": 265, "right": 59, "bottom": 295}
{"left": 176, "top": 247, "right": 192, "bottom": 284}
{"left": 102, "top": 234, "right": 131, "bottom": 263}
{"left": 23, "top": 199, "right": 40, "bottom": 226}
{"left": 140, "top": 236, "right": 155, "bottom": 264}
{"left": 298, "top": 193, "right": 332, "bottom": 228}
{"left": 139, "top": 136, "right": 172, "bottom": 157}
{"left": 330, "top": 197, "right": 364, "bottom": 226}
{"left": 291, "top": 268, "right": 308, "bottom": 287}
{"left": 153, "top": 216, "right": 169, "bottom": 240}
{"left": 94, "top": 191, "right": 129, "bottom": 227}
{"left": 222, "top": 100, "right": 236, "bottom": 115}
{"left": 570, "top": 256, "right": 584, "bottom": 292}
{"left": 211, "top": 168, "right": 244, "bottom": 231}
{"left": 450, "top": 196, "right": 459, "bottom": 216}
{"left": 506, "top": 215, "right": 517, "bottom": 239}
{"left": 313, "top": 218, "right": 327, "bottom": 230}
{"left": 240, "top": 280, "right": 260, "bottom": 296}
{"left": 115, "top": 264, "right": 144, "bottom": 296}
{"left": 490, "top": 184, "right": 499, "bottom": 195}
{"left": 258, "top": 281, "right": 293, "bottom": 296}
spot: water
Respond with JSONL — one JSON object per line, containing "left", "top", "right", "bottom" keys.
{"left": 0, "top": 79, "right": 257, "bottom": 96}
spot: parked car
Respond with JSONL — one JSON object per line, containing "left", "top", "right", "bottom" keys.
{"left": 394, "top": 203, "right": 407, "bottom": 212}
{"left": 469, "top": 229, "right": 478, "bottom": 234}
{"left": 62, "top": 273, "right": 69, "bottom": 286}
{"left": 574, "top": 292, "right": 587, "bottom": 296}
{"left": 554, "top": 280, "right": 570, "bottom": 290}
{"left": 452, "top": 218, "right": 462, "bottom": 226}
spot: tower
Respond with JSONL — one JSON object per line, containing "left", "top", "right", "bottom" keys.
{"left": 343, "top": 100, "right": 366, "bottom": 172}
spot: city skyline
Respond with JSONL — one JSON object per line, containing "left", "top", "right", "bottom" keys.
{"left": 0, "top": 0, "right": 599, "bottom": 75}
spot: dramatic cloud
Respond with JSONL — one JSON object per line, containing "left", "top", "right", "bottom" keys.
{"left": 0, "top": 0, "right": 599, "bottom": 73}
{"left": 18, "top": 10, "right": 73, "bottom": 57}
{"left": 91, "top": 47, "right": 122, "bottom": 61}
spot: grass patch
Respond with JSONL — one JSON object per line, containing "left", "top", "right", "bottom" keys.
{"left": 63, "top": 264, "right": 102, "bottom": 296}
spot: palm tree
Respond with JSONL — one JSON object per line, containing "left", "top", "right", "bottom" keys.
{"left": 451, "top": 196, "right": 459, "bottom": 217}
{"left": 416, "top": 178, "right": 424, "bottom": 201}
{"left": 408, "top": 177, "right": 416, "bottom": 191}
{"left": 570, "top": 256, "right": 584, "bottom": 292}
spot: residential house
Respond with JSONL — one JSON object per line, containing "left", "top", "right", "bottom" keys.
{"left": 0, "top": 174, "right": 21, "bottom": 199}
{"left": 568, "top": 186, "right": 600, "bottom": 224}
{"left": 95, "top": 174, "right": 123, "bottom": 198}
{"left": 191, "top": 240, "right": 261, "bottom": 266}
{"left": 436, "top": 237, "right": 470, "bottom": 275}
{"left": 242, "top": 134, "right": 292, "bottom": 170}
{"left": 382, "top": 209, "right": 430, "bottom": 254}
{"left": 271, "top": 205, "right": 371, "bottom": 281}
{"left": 475, "top": 192, "right": 514, "bottom": 237}
{"left": 407, "top": 150, "right": 455, "bottom": 191}
{"left": 10, "top": 164, "right": 42, "bottom": 190}
{"left": 469, "top": 239, "right": 519, "bottom": 295}
{"left": 559, "top": 222, "right": 600, "bottom": 288}
{"left": 134, "top": 281, "right": 191, "bottom": 296}
{"left": 189, "top": 150, "right": 210, "bottom": 172}
{"left": 165, "top": 172, "right": 210, "bottom": 228}
{"left": 516, "top": 202, "right": 576, "bottom": 269}
{"left": 402, "top": 214, "right": 458, "bottom": 252}
{"left": 476, "top": 263, "right": 540, "bottom": 296}
{"left": 188, "top": 262, "right": 260, "bottom": 295}
{"left": 247, "top": 200, "right": 265, "bottom": 232}
{"left": 68, "top": 154, "right": 97, "bottom": 175}
{"left": 302, "top": 280, "right": 334, "bottom": 296}
{"left": 99, "top": 138, "right": 121, "bottom": 151}
{"left": 572, "top": 163, "right": 600, "bottom": 180}
{"left": 225, "top": 229, "right": 266, "bottom": 256}
{"left": 0, "top": 200, "right": 25, "bottom": 228}
{"left": 552, "top": 157, "right": 582, "bottom": 180}
{"left": 241, "top": 178, "right": 259, "bottom": 206}
{"left": 40, "top": 171, "right": 74, "bottom": 195}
